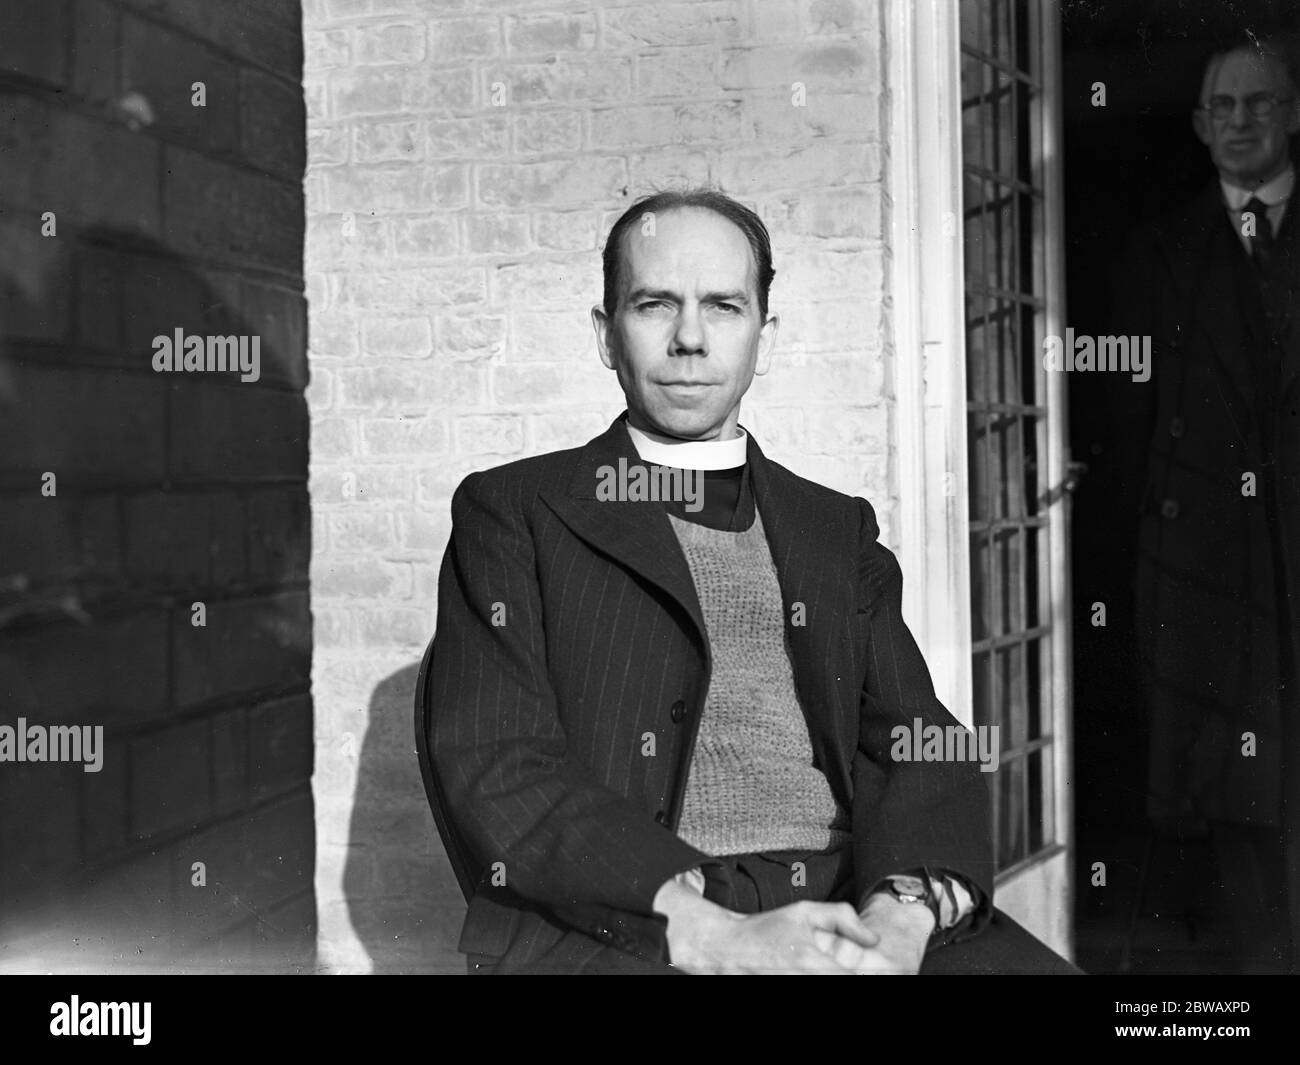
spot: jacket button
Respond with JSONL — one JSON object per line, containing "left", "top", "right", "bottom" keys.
{"left": 1169, "top": 417, "right": 1184, "bottom": 438}
{"left": 655, "top": 810, "right": 668, "bottom": 825}
{"left": 670, "top": 699, "right": 687, "bottom": 723}
{"left": 1160, "top": 498, "right": 1180, "bottom": 519}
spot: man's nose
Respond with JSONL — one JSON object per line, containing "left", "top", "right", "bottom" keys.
{"left": 1227, "top": 98, "right": 1256, "bottom": 126}
{"left": 671, "top": 304, "right": 706, "bottom": 354}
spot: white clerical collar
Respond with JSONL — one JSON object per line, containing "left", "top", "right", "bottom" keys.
{"left": 625, "top": 421, "right": 748, "bottom": 470}
{"left": 1220, "top": 164, "right": 1295, "bottom": 209}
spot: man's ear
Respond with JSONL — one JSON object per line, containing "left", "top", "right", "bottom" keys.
{"left": 1191, "top": 107, "right": 1212, "bottom": 146}
{"left": 754, "top": 313, "right": 779, "bottom": 377}
{"left": 592, "top": 304, "right": 616, "bottom": 371}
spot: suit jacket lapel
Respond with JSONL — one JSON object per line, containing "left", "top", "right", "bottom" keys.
{"left": 1159, "top": 182, "right": 1260, "bottom": 440}
{"left": 539, "top": 412, "right": 859, "bottom": 801}
{"left": 747, "top": 435, "right": 858, "bottom": 799}
{"left": 539, "top": 413, "right": 710, "bottom": 650}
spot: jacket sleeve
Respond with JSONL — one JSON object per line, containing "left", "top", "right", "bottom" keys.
{"left": 849, "top": 497, "right": 995, "bottom": 943}
{"left": 426, "top": 469, "right": 713, "bottom": 956}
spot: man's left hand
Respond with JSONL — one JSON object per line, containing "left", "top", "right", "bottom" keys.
{"left": 812, "top": 891, "right": 934, "bottom": 974}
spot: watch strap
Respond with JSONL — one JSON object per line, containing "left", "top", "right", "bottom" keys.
{"left": 886, "top": 870, "right": 944, "bottom": 932}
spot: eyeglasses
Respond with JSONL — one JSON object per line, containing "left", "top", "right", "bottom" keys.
{"left": 1198, "top": 91, "right": 1296, "bottom": 121}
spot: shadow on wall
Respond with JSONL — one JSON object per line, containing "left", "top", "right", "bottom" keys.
{"left": 345, "top": 662, "right": 465, "bottom": 973}
{"left": 0, "top": 223, "right": 316, "bottom": 972}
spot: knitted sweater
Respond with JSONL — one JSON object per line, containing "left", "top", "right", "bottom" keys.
{"left": 668, "top": 507, "right": 850, "bottom": 856}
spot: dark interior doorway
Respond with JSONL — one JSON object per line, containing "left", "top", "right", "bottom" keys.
{"left": 1060, "top": 0, "right": 1300, "bottom": 973}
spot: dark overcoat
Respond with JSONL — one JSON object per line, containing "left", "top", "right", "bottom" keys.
{"left": 1113, "top": 179, "right": 1300, "bottom": 825}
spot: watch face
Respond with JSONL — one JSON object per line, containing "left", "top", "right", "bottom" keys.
{"left": 891, "top": 875, "right": 928, "bottom": 897}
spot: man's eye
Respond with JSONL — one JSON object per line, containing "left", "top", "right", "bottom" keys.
{"left": 714, "top": 303, "right": 742, "bottom": 314}
{"left": 637, "top": 301, "right": 668, "bottom": 311}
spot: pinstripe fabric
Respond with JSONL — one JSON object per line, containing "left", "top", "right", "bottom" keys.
{"left": 426, "top": 411, "right": 995, "bottom": 969}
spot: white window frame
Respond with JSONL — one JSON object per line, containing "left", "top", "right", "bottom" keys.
{"left": 888, "top": 0, "right": 1074, "bottom": 960}
{"left": 888, "top": 0, "right": 973, "bottom": 728}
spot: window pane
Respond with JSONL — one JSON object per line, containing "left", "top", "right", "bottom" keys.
{"left": 962, "top": 0, "right": 1054, "bottom": 872}
{"left": 996, "top": 642, "right": 1025, "bottom": 746}
{"left": 994, "top": 527, "right": 1024, "bottom": 635}
{"left": 960, "top": 0, "right": 985, "bottom": 50}
{"left": 970, "top": 531, "right": 991, "bottom": 643}
{"left": 972, "top": 649, "right": 994, "bottom": 731}
{"left": 998, "top": 755, "right": 1025, "bottom": 867}
{"left": 1028, "top": 746, "right": 1051, "bottom": 852}
{"left": 1027, "top": 635, "right": 1043, "bottom": 739}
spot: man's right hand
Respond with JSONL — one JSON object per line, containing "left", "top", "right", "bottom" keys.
{"left": 653, "top": 878, "right": 879, "bottom": 974}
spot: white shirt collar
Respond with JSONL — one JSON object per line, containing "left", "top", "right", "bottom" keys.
{"left": 625, "top": 421, "right": 748, "bottom": 470}
{"left": 1220, "top": 164, "right": 1295, "bottom": 210}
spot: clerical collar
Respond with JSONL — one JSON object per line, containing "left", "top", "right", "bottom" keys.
{"left": 625, "top": 421, "right": 749, "bottom": 470}
{"left": 1220, "top": 164, "right": 1295, "bottom": 209}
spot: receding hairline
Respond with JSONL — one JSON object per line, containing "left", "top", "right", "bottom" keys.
{"left": 1199, "top": 40, "right": 1297, "bottom": 104}
{"left": 610, "top": 204, "right": 762, "bottom": 304}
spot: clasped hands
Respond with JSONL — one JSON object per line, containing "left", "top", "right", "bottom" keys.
{"left": 653, "top": 878, "right": 934, "bottom": 975}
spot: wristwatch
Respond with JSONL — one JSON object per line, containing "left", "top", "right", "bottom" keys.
{"left": 884, "top": 872, "right": 944, "bottom": 931}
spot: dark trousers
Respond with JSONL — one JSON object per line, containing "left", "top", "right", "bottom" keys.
{"left": 1202, "top": 549, "right": 1300, "bottom": 974}
{"left": 1209, "top": 822, "right": 1293, "bottom": 973}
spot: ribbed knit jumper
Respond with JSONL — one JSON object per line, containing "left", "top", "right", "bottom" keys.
{"left": 668, "top": 507, "right": 850, "bottom": 857}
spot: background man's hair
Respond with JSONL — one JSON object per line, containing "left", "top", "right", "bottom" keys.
{"left": 1198, "top": 30, "right": 1300, "bottom": 103}
{"left": 601, "top": 188, "right": 777, "bottom": 319}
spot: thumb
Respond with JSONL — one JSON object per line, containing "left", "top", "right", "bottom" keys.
{"left": 812, "top": 928, "right": 871, "bottom": 970}
{"left": 811, "top": 904, "right": 880, "bottom": 948}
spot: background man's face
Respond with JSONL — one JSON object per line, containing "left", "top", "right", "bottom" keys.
{"left": 593, "top": 207, "right": 777, "bottom": 441}
{"left": 1193, "top": 49, "right": 1298, "bottom": 187}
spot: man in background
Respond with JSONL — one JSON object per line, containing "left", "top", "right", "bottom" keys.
{"left": 1113, "top": 34, "right": 1300, "bottom": 971}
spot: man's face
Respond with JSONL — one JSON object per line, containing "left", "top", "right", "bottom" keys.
{"left": 1193, "top": 49, "right": 1299, "bottom": 188}
{"left": 592, "top": 207, "right": 777, "bottom": 441}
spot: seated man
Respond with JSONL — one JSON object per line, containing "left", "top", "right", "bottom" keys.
{"left": 426, "top": 188, "right": 1077, "bottom": 974}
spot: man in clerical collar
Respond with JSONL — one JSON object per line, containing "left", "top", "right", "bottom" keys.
{"left": 1112, "top": 35, "right": 1300, "bottom": 972}
{"left": 424, "top": 188, "right": 1075, "bottom": 974}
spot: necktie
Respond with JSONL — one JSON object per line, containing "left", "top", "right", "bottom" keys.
{"left": 1241, "top": 196, "right": 1283, "bottom": 446}
{"left": 1243, "top": 196, "right": 1275, "bottom": 273}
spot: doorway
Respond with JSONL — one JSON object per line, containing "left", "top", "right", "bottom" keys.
{"left": 1061, "top": 0, "right": 1300, "bottom": 973}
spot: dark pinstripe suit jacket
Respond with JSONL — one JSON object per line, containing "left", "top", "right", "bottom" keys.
{"left": 427, "top": 411, "right": 994, "bottom": 968}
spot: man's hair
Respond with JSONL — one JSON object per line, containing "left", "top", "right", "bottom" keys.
{"left": 601, "top": 188, "right": 777, "bottom": 319}
{"left": 1198, "top": 31, "right": 1300, "bottom": 104}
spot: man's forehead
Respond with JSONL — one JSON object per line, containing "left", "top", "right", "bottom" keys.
{"left": 1203, "top": 47, "right": 1291, "bottom": 96}
{"left": 620, "top": 208, "right": 756, "bottom": 286}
